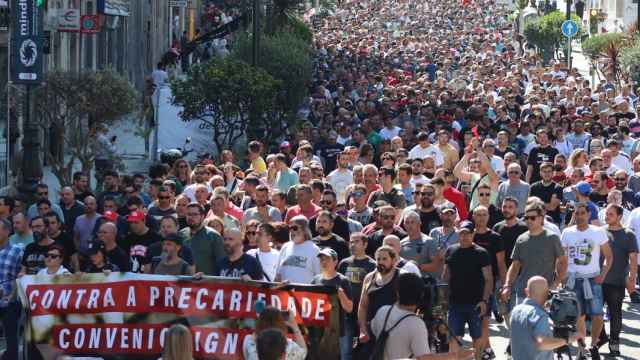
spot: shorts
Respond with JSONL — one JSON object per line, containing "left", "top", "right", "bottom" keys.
{"left": 448, "top": 303, "right": 482, "bottom": 340}
{"left": 568, "top": 278, "right": 604, "bottom": 316}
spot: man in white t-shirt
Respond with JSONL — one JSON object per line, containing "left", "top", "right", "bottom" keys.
{"left": 275, "top": 215, "right": 320, "bottom": 284}
{"left": 560, "top": 202, "right": 613, "bottom": 359}
{"left": 247, "top": 223, "right": 281, "bottom": 282}
{"left": 408, "top": 132, "right": 444, "bottom": 168}
{"left": 327, "top": 152, "right": 353, "bottom": 203}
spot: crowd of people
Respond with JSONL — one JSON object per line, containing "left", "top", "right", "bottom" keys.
{"left": 2, "top": 0, "right": 640, "bottom": 359}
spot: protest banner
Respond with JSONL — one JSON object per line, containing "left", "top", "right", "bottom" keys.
{"left": 17, "top": 273, "right": 341, "bottom": 359}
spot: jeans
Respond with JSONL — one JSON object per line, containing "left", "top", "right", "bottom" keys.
{"left": 569, "top": 278, "right": 604, "bottom": 316}
{"left": 602, "top": 284, "right": 625, "bottom": 342}
{"left": 340, "top": 323, "right": 354, "bottom": 360}
{"left": 0, "top": 301, "right": 21, "bottom": 359}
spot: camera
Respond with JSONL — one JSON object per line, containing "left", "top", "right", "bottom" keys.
{"left": 419, "top": 276, "right": 450, "bottom": 353}
{"left": 547, "top": 289, "right": 580, "bottom": 340}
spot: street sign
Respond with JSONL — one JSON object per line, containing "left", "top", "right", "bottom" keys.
{"left": 57, "top": 8, "right": 80, "bottom": 32}
{"left": 562, "top": 20, "right": 578, "bottom": 37}
{"left": 11, "top": 0, "right": 42, "bottom": 84}
{"left": 81, "top": 14, "right": 101, "bottom": 33}
{"left": 169, "top": 0, "right": 187, "bottom": 7}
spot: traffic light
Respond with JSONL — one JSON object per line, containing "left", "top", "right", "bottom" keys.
{"left": 36, "top": 0, "right": 46, "bottom": 7}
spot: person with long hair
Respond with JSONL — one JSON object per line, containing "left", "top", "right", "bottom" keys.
{"left": 242, "top": 306, "right": 307, "bottom": 360}
{"left": 161, "top": 324, "right": 193, "bottom": 360}
{"left": 565, "top": 148, "right": 591, "bottom": 178}
{"left": 243, "top": 219, "right": 260, "bottom": 251}
{"left": 169, "top": 159, "right": 192, "bottom": 195}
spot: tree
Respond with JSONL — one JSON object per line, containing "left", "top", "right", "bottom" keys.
{"left": 524, "top": 11, "right": 582, "bottom": 63}
{"left": 34, "top": 70, "right": 138, "bottom": 186}
{"left": 170, "top": 57, "right": 282, "bottom": 154}
{"left": 231, "top": 32, "right": 312, "bottom": 143}
{"left": 582, "top": 33, "right": 628, "bottom": 60}
{"left": 621, "top": 39, "right": 640, "bottom": 86}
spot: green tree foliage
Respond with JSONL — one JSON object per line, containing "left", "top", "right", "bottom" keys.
{"left": 231, "top": 32, "right": 312, "bottom": 142}
{"left": 621, "top": 40, "right": 640, "bottom": 85}
{"left": 170, "top": 57, "right": 282, "bottom": 153}
{"left": 34, "top": 69, "right": 137, "bottom": 186}
{"left": 524, "top": 11, "right": 582, "bottom": 63}
{"left": 582, "top": 33, "right": 628, "bottom": 59}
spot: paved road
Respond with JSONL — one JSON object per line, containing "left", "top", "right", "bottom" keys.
{"left": 456, "top": 296, "right": 640, "bottom": 359}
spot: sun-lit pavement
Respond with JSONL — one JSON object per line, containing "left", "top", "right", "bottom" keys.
{"left": 454, "top": 297, "right": 640, "bottom": 359}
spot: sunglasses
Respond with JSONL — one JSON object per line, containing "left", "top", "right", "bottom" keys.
{"left": 45, "top": 253, "right": 61, "bottom": 259}
{"left": 508, "top": 171, "right": 520, "bottom": 175}
{"left": 289, "top": 226, "right": 300, "bottom": 231}
{"left": 158, "top": 196, "right": 171, "bottom": 199}
{"left": 421, "top": 192, "right": 434, "bottom": 196}
{"left": 246, "top": 231, "right": 256, "bottom": 236}
{"left": 615, "top": 178, "right": 627, "bottom": 181}
{"left": 524, "top": 215, "right": 538, "bottom": 221}
{"left": 320, "top": 200, "right": 333, "bottom": 205}
{"left": 37, "top": 192, "right": 48, "bottom": 196}
{"left": 479, "top": 193, "right": 491, "bottom": 197}
{"left": 352, "top": 192, "right": 365, "bottom": 198}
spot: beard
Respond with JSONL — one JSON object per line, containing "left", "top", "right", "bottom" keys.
{"left": 376, "top": 264, "right": 391, "bottom": 274}
{"left": 318, "top": 228, "right": 331, "bottom": 237}
{"left": 224, "top": 244, "right": 234, "bottom": 255}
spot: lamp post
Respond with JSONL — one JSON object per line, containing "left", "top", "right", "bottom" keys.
{"left": 252, "top": 0, "right": 260, "bottom": 67}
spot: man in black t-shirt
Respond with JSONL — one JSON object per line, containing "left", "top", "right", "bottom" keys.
{"left": 121, "top": 211, "right": 162, "bottom": 273}
{"left": 312, "top": 247, "right": 353, "bottom": 360}
{"left": 215, "top": 228, "right": 263, "bottom": 280}
{"left": 492, "top": 198, "right": 528, "bottom": 269}
{"left": 338, "top": 232, "right": 376, "bottom": 334}
{"left": 96, "top": 222, "right": 130, "bottom": 272}
{"left": 529, "top": 162, "right": 563, "bottom": 223}
{"left": 366, "top": 205, "right": 407, "bottom": 257}
{"left": 443, "top": 221, "right": 493, "bottom": 358}
{"left": 472, "top": 205, "right": 506, "bottom": 358}
{"left": 526, "top": 129, "right": 559, "bottom": 184}
{"left": 312, "top": 211, "right": 350, "bottom": 261}
{"left": 21, "top": 217, "right": 55, "bottom": 275}
{"left": 46, "top": 212, "right": 76, "bottom": 272}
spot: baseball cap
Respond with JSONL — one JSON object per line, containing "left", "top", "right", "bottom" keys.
{"left": 103, "top": 210, "right": 118, "bottom": 222}
{"left": 576, "top": 181, "right": 592, "bottom": 195}
{"left": 87, "top": 242, "right": 106, "bottom": 256}
{"left": 372, "top": 200, "right": 389, "bottom": 209}
{"left": 317, "top": 247, "right": 338, "bottom": 260}
{"left": 458, "top": 220, "right": 475, "bottom": 233}
{"left": 280, "top": 141, "right": 291, "bottom": 149}
{"left": 629, "top": 120, "right": 640, "bottom": 134}
{"left": 438, "top": 203, "right": 457, "bottom": 214}
{"left": 127, "top": 210, "right": 146, "bottom": 223}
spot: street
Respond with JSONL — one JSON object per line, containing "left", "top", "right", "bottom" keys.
{"left": 463, "top": 299, "right": 640, "bottom": 359}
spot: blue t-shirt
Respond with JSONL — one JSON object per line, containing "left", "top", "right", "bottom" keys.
{"left": 215, "top": 254, "right": 264, "bottom": 280}
{"left": 510, "top": 298, "right": 554, "bottom": 360}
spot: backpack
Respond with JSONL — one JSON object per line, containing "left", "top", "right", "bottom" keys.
{"left": 370, "top": 306, "right": 418, "bottom": 360}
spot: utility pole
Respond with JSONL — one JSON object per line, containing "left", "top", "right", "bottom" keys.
{"left": 565, "top": 0, "right": 571, "bottom": 68}
{"left": 252, "top": 0, "right": 260, "bottom": 67}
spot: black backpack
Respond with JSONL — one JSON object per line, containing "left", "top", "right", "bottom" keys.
{"left": 370, "top": 306, "right": 418, "bottom": 360}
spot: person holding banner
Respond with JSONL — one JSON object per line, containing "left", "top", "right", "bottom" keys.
{"left": 216, "top": 228, "right": 264, "bottom": 280}
{"left": 275, "top": 215, "right": 321, "bottom": 284}
{"left": 312, "top": 247, "right": 354, "bottom": 360}
{"left": 37, "top": 244, "right": 71, "bottom": 276}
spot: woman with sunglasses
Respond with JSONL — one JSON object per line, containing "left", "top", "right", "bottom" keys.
{"left": 169, "top": 159, "right": 192, "bottom": 195}
{"left": 242, "top": 220, "right": 260, "bottom": 252}
{"left": 38, "top": 244, "right": 71, "bottom": 275}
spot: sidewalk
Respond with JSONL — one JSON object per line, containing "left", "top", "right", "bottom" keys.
{"left": 41, "top": 116, "right": 152, "bottom": 203}
{"left": 553, "top": 0, "right": 592, "bottom": 81}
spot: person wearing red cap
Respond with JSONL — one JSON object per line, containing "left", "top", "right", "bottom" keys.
{"left": 121, "top": 210, "right": 162, "bottom": 273}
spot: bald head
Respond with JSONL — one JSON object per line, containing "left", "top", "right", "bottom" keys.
{"left": 383, "top": 235, "right": 401, "bottom": 254}
{"left": 526, "top": 276, "right": 549, "bottom": 302}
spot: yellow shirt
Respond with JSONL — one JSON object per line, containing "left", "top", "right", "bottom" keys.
{"left": 250, "top": 156, "right": 267, "bottom": 175}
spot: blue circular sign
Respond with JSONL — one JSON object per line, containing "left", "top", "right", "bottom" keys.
{"left": 562, "top": 20, "right": 578, "bottom": 38}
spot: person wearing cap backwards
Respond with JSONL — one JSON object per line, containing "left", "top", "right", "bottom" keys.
{"left": 83, "top": 241, "right": 119, "bottom": 273}
{"left": 150, "top": 233, "right": 194, "bottom": 276}
{"left": 312, "top": 247, "right": 354, "bottom": 360}
{"left": 121, "top": 210, "right": 162, "bottom": 273}
{"left": 574, "top": 181, "right": 601, "bottom": 226}
{"left": 443, "top": 220, "right": 493, "bottom": 360}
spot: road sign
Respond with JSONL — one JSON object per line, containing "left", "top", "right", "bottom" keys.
{"left": 562, "top": 20, "right": 578, "bottom": 37}
{"left": 169, "top": 0, "right": 187, "bottom": 7}
{"left": 81, "top": 14, "right": 101, "bottom": 33}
